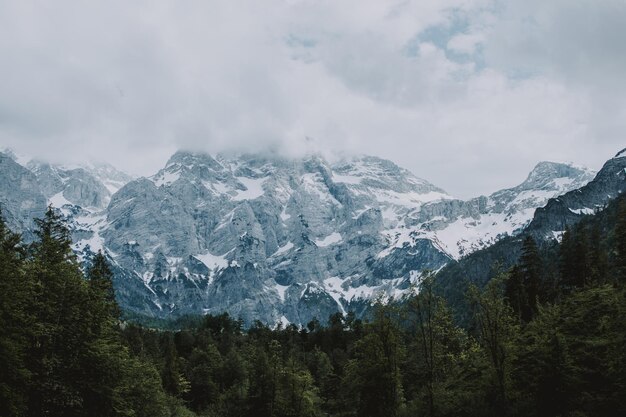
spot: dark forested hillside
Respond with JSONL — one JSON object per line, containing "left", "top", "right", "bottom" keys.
{"left": 1, "top": 197, "right": 626, "bottom": 416}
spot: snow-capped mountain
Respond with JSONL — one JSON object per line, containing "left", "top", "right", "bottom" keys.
{"left": 2, "top": 148, "right": 132, "bottom": 211}
{"left": 526, "top": 148, "right": 626, "bottom": 238}
{"left": 27, "top": 160, "right": 132, "bottom": 210}
{"left": 0, "top": 149, "right": 601, "bottom": 325}
{"left": 406, "top": 161, "right": 596, "bottom": 259}
{"left": 95, "top": 152, "right": 455, "bottom": 324}
{"left": 435, "top": 148, "right": 626, "bottom": 314}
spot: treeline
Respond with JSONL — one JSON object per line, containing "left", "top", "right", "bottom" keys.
{"left": 1, "top": 198, "right": 626, "bottom": 417}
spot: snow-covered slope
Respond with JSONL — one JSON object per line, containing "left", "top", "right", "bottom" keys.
{"left": 409, "top": 161, "right": 596, "bottom": 258}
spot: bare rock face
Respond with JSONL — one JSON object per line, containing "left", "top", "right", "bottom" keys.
{"left": 90, "top": 151, "right": 458, "bottom": 324}
{"left": 526, "top": 149, "right": 626, "bottom": 236}
{"left": 103, "top": 178, "right": 200, "bottom": 257}
{"left": 0, "top": 153, "right": 47, "bottom": 238}
{"left": 0, "top": 148, "right": 609, "bottom": 326}
{"left": 26, "top": 160, "right": 131, "bottom": 210}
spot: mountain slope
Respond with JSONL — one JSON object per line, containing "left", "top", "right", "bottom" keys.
{"left": 82, "top": 151, "right": 594, "bottom": 325}
{"left": 0, "top": 148, "right": 602, "bottom": 325}
{"left": 408, "top": 161, "right": 595, "bottom": 258}
{"left": 97, "top": 152, "right": 454, "bottom": 324}
{"left": 434, "top": 148, "right": 626, "bottom": 321}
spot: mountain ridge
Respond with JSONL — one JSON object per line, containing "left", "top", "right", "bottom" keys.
{"left": 0, "top": 148, "right": 605, "bottom": 325}
{"left": 434, "top": 149, "right": 626, "bottom": 323}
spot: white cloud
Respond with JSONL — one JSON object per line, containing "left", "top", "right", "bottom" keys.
{"left": 485, "top": 0, "right": 626, "bottom": 90}
{"left": 0, "top": 0, "right": 623, "bottom": 198}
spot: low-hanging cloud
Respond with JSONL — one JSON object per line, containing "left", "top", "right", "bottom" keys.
{"left": 0, "top": 0, "right": 624, "bottom": 198}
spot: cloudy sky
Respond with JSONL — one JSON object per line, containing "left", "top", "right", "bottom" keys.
{"left": 0, "top": 0, "right": 624, "bottom": 198}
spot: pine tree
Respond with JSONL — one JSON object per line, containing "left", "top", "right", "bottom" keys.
{"left": 161, "top": 335, "right": 189, "bottom": 398}
{"left": 505, "top": 266, "right": 525, "bottom": 323}
{"left": 511, "top": 304, "right": 571, "bottom": 417}
{"left": 587, "top": 223, "right": 608, "bottom": 285}
{"left": 248, "top": 343, "right": 278, "bottom": 417}
{"left": 0, "top": 207, "right": 178, "bottom": 416}
{"left": 185, "top": 346, "right": 220, "bottom": 411}
{"left": 23, "top": 207, "right": 173, "bottom": 417}
{"left": 560, "top": 225, "right": 590, "bottom": 289}
{"left": 614, "top": 199, "right": 626, "bottom": 284}
{"left": 307, "top": 347, "right": 336, "bottom": 411}
{"left": 408, "top": 275, "right": 437, "bottom": 416}
{"left": 0, "top": 211, "right": 32, "bottom": 417}
{"left": 79, "top": 252, "right": 147, "bottom": 417}
{"left": 518, "top": 236, "right": 542, "bottom": 321}
{"left": 27, "top": 206, "right": 93, "bottom": 416}
{"left": 32, "top": 205, "right": 74, "bottom": 265}
{"left": 86, "top": 251, "right": 119, "bottom": 322}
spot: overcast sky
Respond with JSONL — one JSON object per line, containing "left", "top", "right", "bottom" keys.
{"left": 0, "top": 0, "right": 624, "bottom": 198}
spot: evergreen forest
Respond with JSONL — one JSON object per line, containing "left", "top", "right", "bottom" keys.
{"left": 1, "top": 196, "right": 626, "bottom": 417}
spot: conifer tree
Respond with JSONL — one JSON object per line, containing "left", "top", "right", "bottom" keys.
{"left": 27, "top": 206, "right": 92, "bottom": 416}
{"left": 185, "top": 346, "right": 220, "bottom": 412}
{"left": 505, "top": 265, "right": 525, "bottom": 323}
{"left": 518, "top": 236, "right": 542, "bottom": 321}
{"left": 560, "top": 225, "right": 590, "bottom": 289}
{"left": 587, "top": 223, "right": 608, "bottom": 285}
{"left": 86, "top": 251, "right": 119, "bottom": 322}
{"left": 24, "top": 207, "right": 171, "bottom": 417}
{"left": 161, "top": 335, "right": 189, "bottom": 398}
{"left": 0, "top": 211, "right": 32, "bottom": 417}
{"left": 615, "top": 200, "right": 626, "bottom": 284}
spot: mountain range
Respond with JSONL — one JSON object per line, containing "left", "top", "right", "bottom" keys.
{"left": 1, "top": 147, "right": 623, "bottom": 326}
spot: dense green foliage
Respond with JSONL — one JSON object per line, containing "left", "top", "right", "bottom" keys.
{"left": 0, "top": 207, "right": 181, "bottom": 417}
{"left": 1, "top": 197, "right": 625, "bottom": 416}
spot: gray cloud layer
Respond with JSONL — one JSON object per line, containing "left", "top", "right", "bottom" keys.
{"left": 0, "top": 0, "right": 624, "bottom": 197}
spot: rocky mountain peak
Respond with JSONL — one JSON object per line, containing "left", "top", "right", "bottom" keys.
{"left": 519, "top": 161, "right": 595, "bottom": 192}
{"left": 1, "top": 149, "right": 132, "bottom": 210}
{"left": 331, "top": 155, "right": 448, "bottom": 196}
{"left": 166, "top": 150, "right": 224, "bottom": 171}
